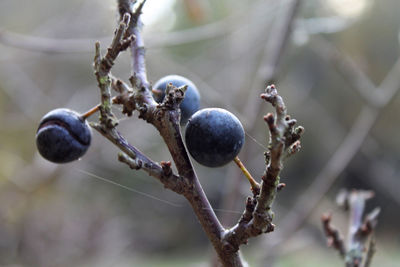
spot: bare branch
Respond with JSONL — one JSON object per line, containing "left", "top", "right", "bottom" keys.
{"left": 321, "top": 213, "right": 346, "bottom": 258}
{"left": 117, "top": 0, "right": 150, "bottom": 90}
{"left": 321, "top": 190, "right": 380, "bottom": 267}
{"left": 219, "top": 0, "right": 303, "bottom": 235}
{"left": 223, "top": 85, "right": 303, "bottom": 251}
{"left": 91, "top": 124, "right": 185, "bottom": 194}
{"left": 89, "top": 2, "right": 304, "bottom": 266}
{"left": 116, "top": 2, "right": 244, "bottom": 266}
{"left": 347, "top": 190, "right": 375, "bottom": 266}
{"left": 93, "top": 13, "right": 133, "bottom": 128}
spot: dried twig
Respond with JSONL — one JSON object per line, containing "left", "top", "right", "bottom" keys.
{"left": 0, "top": 1, "right": 275, "bottom": 54}
{"left": 321, "top": 213, "right": 346, "bottom": 258}
{"left": 321, "top": 190, "right": 380, "bottom": 267}
{"left": 223, "top": 85, "right": 304, "bottom": 252}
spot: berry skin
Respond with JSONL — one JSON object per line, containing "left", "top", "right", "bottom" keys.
{"left": 36, "top": 108, "right": 92, "bottom": 163}
{"left": 185, "top": 108, "right": 245, "bottom": 167}
{"left": 153, "top": 75, "right": 200, "bottom": 125}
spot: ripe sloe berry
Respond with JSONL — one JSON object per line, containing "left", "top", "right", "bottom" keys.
{"left": 185, "top": 108, "right": 245, "bottom": 167}
{"left": 153, "top": 75, "right": 200, "bottom": 124}
{"left": 36, "top": 108, "right": 92, "bottom": 163}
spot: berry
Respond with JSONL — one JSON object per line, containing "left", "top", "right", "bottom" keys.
{"left": 36, "top": 108, "right": 92, "bottom": 163}
{"left": 185, "top": 108, "right": 245, "bottom": 167}
{"left": 153, "top": 75, "right": 200, "bottom": 124}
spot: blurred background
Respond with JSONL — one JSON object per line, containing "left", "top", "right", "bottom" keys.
{"left": 0, "top": 0, "right": 399, "bottom": 266}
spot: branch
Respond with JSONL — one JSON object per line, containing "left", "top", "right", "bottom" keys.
{"left": 117, "top": 0, "right": 150, "bottom": 89}
{"left": 347, "top": 191, "right": 379, "bottom": 267}
{"left": 93, "top": 13, "right": 134, "bottom": 128}
{"left": 91, "top": 2, "right": 304, "bottom": 266}
{"left": 321, "top": 213, "right": 346, "bottom": 258}
{"left": 255, "top": 85, "right": 303, "bottom": 226}
{"left": 223, "top": 85, "right": 304, "bottom": 250}
{"left": 117, "top": 2, "right": 242, "bottom": 265}
{"left": 91, "top": 124, "right": 185, "bottom": 194}
{"left": 321, "top": 190, "right": 380, "bottom": 267}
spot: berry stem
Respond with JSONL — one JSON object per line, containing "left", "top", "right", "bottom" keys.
{"left": 81, "top": 104, "right": 100, "bottom": 120}
{"left": 233, "top": 156, "right": 260, "bottom": 193}
{"left": 80, "top": 96, "right": 118, "bottom": 120}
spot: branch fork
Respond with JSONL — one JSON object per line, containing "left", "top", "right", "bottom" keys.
{"left": 89, "top": 2, "right": 304, "bottom": 266}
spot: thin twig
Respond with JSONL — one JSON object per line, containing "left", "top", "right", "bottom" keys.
{"left": 321, "top": 213, "right": 346, "bottom": 258}
{"left": 91, "top": 124, "right": 185, "bottom": 194}
{"left": 322, "top": 190, "right": 380, "bottom": 267}
{"left": 0, "top": 1, "right": 272, "bottom": 54}
{"left": 93, "top": 13, "right": 133, "bottom": 127}
{"left": 223, "top": 85, "right": 303, "bottom": 251}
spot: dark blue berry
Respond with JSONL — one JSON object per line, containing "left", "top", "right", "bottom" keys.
{"left": 185, "top": 108, "right": 245, "bottom": 167}
{"left": 153, "top": 75, "right": 200, "bottom": 125}
{"left": 36, "top": 108, "right": 92, "bottom": 163}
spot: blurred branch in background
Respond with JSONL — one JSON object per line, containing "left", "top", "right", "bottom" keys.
{"left": 0, "top": 29, "right": 110, "bottom": 53}
{"left": 0, "top": 3, "right": 247, "bottom": 54}
{"left": 322, "top": 189, "right": 380, "bottom": 267}
{"left": 0, "top": 5, "right": 356, "bottom": 55}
